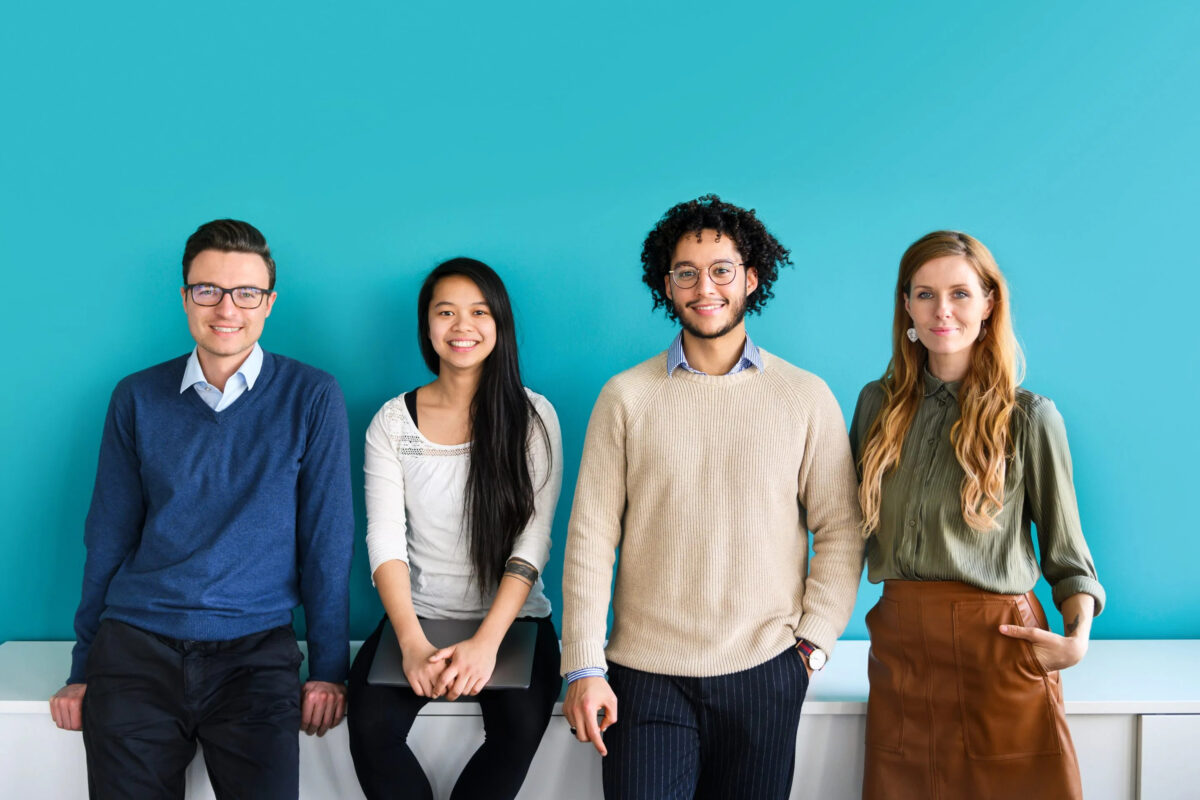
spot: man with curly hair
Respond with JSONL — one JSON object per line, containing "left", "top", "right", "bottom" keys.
{"left": 561, "top": 195, "right": 865, "bottom": 798}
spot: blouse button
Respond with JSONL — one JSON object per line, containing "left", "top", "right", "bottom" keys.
{"left": 907, "top": 519, "right": 917, "bottom": 527}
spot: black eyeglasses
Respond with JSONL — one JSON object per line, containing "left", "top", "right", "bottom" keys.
{"left": 667, "top": 261, "right": 743, "bottom": 289}
{"left": 184, "top": 283, "right": 271, "bottom": 309}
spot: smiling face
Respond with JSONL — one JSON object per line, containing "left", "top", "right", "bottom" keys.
{"left": 904, "top": 255, "right": 994, "bottom": 381}
{"left": 664, "top": 229, "right": 759, "bottom": 342}
{"left": 427, "top": 274, "right": 497, "bottom": 373}
{"left": 181, "top": 249, "right": 276, "bottom": 378}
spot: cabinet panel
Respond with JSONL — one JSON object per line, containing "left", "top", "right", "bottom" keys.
{"left": 1139, "top": 714, "right": 1200, "bottom": 800}
{"left": 1068, "top": 715, "right": 1136, "bottom": 800}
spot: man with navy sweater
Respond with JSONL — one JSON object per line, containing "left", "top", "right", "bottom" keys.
{"left": 49, "top": 219, "right": 354, "bottom": 799}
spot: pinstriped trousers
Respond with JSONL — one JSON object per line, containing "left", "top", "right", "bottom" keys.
{"left": 603, "top": 646, "right": 809, "bottom": 800}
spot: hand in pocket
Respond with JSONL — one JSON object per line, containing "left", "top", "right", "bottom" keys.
{"left": 998, "top": 623, "right": 1087, "bottom": 672}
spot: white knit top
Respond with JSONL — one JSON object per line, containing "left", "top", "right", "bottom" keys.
{"left": 364, "top": 388, "right": 562, "bottom": 619}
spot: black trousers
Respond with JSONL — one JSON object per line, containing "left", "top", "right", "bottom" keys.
{"left": 82, "top": 619, "right": 304, "bottom": 800}
{"left": 603, "top": 646, "right": 809, "bottom": 800}
{"left": 347, "top": 615, "right": 562, "bottom": 800}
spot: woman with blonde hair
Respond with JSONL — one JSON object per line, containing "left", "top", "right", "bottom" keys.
{"left": 851, "top": 231, "right": 1104, "bottom": 799}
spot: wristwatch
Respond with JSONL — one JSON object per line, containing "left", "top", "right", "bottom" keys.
{"left": 795, "top": 638, "right": 827, "bottom": 671}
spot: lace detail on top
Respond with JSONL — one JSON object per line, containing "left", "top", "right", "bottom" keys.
{"left": 381, "top": 396, "right": 471, "bottom": 457}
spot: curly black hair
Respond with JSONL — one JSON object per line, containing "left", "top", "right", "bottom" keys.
{"left": 640, "top": 194, "right": 792, "bottom": 322}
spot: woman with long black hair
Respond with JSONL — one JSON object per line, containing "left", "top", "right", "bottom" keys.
{"left": 347, "top": 258, "right": 563, "bottom": 800}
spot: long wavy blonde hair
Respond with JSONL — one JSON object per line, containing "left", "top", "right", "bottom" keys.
{"left": 858, "top": 231, "right": 1024, "bottom": 534}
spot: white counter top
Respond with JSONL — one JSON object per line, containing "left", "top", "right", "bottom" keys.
{"left": 4, "top": 639, "right": 1198, "bottom": 716}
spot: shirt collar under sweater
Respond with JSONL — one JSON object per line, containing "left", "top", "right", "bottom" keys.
{"left": 666, "top": 331, "right": 762, "bottom": 376}
{"left": 180, "top": 342, "right": 264, "bottom": 412}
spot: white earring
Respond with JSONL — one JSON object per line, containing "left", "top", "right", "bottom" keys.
{"left": 906, "top": 327, "right": 918, "bottom": 343}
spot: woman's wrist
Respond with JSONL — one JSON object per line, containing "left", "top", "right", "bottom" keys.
{"left": 472, "top": 618, "right": 508, "bottom": 649}
{"left": 396, "top": 627, "right": 433, "bottom": 655}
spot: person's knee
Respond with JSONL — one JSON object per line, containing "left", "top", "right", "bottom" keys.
{"left": 349, "top": 688, "right": 423, "bottom": 749}
{"left": 347, "top": 697, "right": 395, "bottom": 739}
{"left": 487, "top": 711, "right": 551, "bottom": 757}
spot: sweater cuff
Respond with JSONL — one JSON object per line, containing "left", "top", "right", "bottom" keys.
{"left": 794, "top": 615, "right": 840, "bottom": 658}
{"left": 306, "top": 646, "right": 350, "bottom": 685}
{"left": 560, "top": 641, "right": 608, "bottom": 676}
{"left": 1052, "top": 577, "right": 1106, "bottom": 617}
{"left": 68, "top": 643, "right": 89, "bottom": 685}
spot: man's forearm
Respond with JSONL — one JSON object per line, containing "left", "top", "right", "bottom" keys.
{"left": 299, "top": 551, "right": 352, "bottom": 682}
{"left": 559, "top": 526, "right": 619, "bottom": 675}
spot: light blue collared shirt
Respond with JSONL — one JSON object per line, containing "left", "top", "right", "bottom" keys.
{"left": 564, "top": 330, "right": 765, "bottom": 686}
{"left": 179, "top": 343, "right": 264, "bottom": 412}
{"left": 666, "top": 331, "right": 763, "bottom": 376}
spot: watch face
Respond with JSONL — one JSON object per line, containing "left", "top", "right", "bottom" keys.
{"left": 809, "top": 649, "right": 828, "bottom": 670}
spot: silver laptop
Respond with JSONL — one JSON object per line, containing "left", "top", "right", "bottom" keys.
{"left": 367, "top": 618, "right": 537, "bottom": 692}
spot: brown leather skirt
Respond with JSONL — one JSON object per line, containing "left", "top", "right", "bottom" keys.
{"left": 863, "top": 581, "right": 1081, "bottom": 800}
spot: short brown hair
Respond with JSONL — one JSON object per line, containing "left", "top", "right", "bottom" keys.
{"left": 182, "top": 219, "right": 276, "bottom": 290}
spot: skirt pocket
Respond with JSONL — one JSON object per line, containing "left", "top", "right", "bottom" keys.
{"left": 951, "top": 600, "right": 1060, "bottom": 760}
{"left": 865, "top": 597, "right": 905, "bottom": 753}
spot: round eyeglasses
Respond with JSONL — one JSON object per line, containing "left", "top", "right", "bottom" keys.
{"left": 667, "top": 261, "right": 743, "bottom": 289}
{"left": 185, "top": 283, "right": 270, "bottom": 309}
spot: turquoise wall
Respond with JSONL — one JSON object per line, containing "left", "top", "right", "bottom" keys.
{"left": 3, "top": 1, "right": 1197, "bottom": 646}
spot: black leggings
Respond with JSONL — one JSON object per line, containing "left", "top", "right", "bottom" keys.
{"left": 347, "top": 615, "right": 562, "bottom": 800}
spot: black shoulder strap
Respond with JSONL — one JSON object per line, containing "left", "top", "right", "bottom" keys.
{"left": 404, "top": 387, "right": 420, "bottom": 427}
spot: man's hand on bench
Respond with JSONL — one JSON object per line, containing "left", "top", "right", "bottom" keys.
{"left": 49, "top": 683, "right": 86, "bottom": 731}
{"left": 301, "top": 680, "right": 346, "bottom": 737}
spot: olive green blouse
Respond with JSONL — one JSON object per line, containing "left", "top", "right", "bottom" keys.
{"left": 850, "top": 372, "right": 1105, "bottom": 614}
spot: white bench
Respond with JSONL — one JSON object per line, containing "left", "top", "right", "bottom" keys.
{"left": 2, "top": 640, "right": 1198, "bottom": 799}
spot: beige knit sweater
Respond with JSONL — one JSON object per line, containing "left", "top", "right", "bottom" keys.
{"left": 560, "top": 349, "right": 865, "bottom": 678}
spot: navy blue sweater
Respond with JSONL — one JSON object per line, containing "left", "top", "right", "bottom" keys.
{"left": 69, "top": 352, "right": 354, "bottom": 684}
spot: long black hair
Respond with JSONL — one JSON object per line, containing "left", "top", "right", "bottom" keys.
{"left": 416, "top": 258, "right": 548, "bottom": 594}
